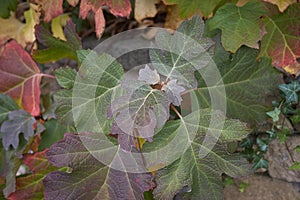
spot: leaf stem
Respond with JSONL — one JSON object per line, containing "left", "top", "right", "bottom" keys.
{"left": 39, "top": 73, "right": 56, "bottom": 79}
{"left": 170, "top": 104, "right": 183, "bottom": 120}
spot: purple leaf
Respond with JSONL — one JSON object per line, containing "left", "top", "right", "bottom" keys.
{"left": 1, "top": 110, "right": 36, "bottom": 150}
{"left": 162, "top": 80, "right": 186, "bottom": 106}
{"left": 44, "top": 133, "right": 155, "bottom": 200}
{"left": 138, "top": 64, "right": 160, "bottom": 85}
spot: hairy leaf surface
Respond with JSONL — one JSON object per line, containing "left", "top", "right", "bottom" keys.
{"left": 0, "top": 40, "right": 41, "bottom": 116}
{"left": 143, "top": 109, "right": 250, "bottom": 199}
{"left": 44, "top": 133, "right": 155, "bottom": 200}
{"left": 196, "top": 45, "right": 281, "bottom": 125}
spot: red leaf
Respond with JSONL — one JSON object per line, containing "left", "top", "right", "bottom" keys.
{"left": 79, "top": 0, "right": 132, "bottom": 38}
{"left": 0, "top": 40, "right": 41, "bottom": 116}
{"left": 33, "top": 0, "right": 63, "bottom": 22}
{"left": 8, "top": 150, "right": 57, "bottom": 200}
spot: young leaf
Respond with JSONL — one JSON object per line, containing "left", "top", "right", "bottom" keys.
{"left": 0, "top": 94, "right": 18, "bottom": 124}
{"left": 263, "top": 0, "right": 296, "bottom": 12}
{"left": 161, "top": 79, "right": 185, "bottom": 106}
{"left": 1, "top": 110, "right": 36, "bottom": 150}
{"left": 258, "top": 3, "right": 300, "bottom": 71}
{"left": 164, "top": 0, "right": 224, "bottom": 18}
{"left": 138, "top": 65, "right": 160, "bottom": 85}
{"left": 196, "top": 45, "right": 281, "bottom": 125}
{"left": 8, "top": 150, "right": 58, "bottom": 199}
{"left": 79, "top": 0, "right": 132, "bottom": 38}
{"left": 109, "top": 80, "right": 170, "bottom": 146}
{"left": 44, "top": 133, "right": 155, "bottom": 199}
{"left": 266, "top": 107, "right": 281, "bottom": 122}
{"left": 143, "top": 109, "right": 250, "bottom": 199}
{"left": 278, "top": 81, "right": 300, "bottom": 103}
{"left": 0, "top": 40, "right": 42, "bottom": 116}
{"left": 33, "top": 19, "right": 82, "bottom": 63}
{"left": 207, "top": 2, "right": 266, "bottom": 53}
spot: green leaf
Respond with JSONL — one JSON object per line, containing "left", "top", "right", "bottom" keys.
{"left": 33, "top": 19, "right": 82, "bottom": 63}
{"left": 54, "top": 51, "right": 124, "bottom": 132}
{"left": 196, "top": 45, "right": 281, "bottom": 125}
{"left": 288, "top": 162, "right": 300, "bottom": 171}
{"left": 164, "top": 0, "right": 224, "bottom": 18}
{"left": 143, "top": 109, "right": 250, "bottom": 199}
{"left": 55, "top": 67, "right": 77, "bottom": 89}
{"left": 207, "top": 2, "right": 266, "bottom": 52}
{"left": 266, "top": 107, "right": 281, "bottom": 122}
{"left": 0, "top": 94, "right": 18, "bottom": 124}
{"left": 253, "top": 155, "right": 268, "bottom": 170}
{"left": 38, "top": 119, "right": 68, "bottom": 151}
{"left": 0, "top": 0, "right": 17, "bottom": 18}
{"left": 278, "top": 81, "right": 300, "bottom": 103}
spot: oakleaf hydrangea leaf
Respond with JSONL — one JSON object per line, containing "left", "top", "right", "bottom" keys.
{"left": 109, "top": 80, "right": 169, "bottom": 147}
{"left": 33, "top": 19, "right": 82, "bottom": 63}
{"left": 8, "top": 150, "right": 58, "bottom": 199}
{"left": 162, "top": 79, "right": 185, "bottom": 106}
{"left": 196, "top": 45, "right": 281, "bottom": 125}
{"left": 138, "top": 65, "right": 160, "bottom": 85}
{"left": 258, "top": 3, "right": 300, "bottom": 71}
{"left": 279, "top": 81, "right": 300, "bottom": 103}
{"left": 207, "top": 1, "right": 267, "bottom": 53}
{"left": 150, "top": 15, "right": 214, "bottom": 89}
{"left": 44, "top": 133, "right": 155, "bottom": 200}
{"left": 0, "top": 94, "right": 18, "bottom": 124}
{"left": 142, "top": 109, "right": 250, "bottom": 199}
{"left": 0, "top": 40, "right": 42, "bottom": 116}
{"left": 1, "top": 110, "right": 36, "bottom": 150}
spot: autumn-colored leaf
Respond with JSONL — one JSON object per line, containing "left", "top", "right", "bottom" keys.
{"left": 0, "top": 40, "right": 42, "bottom": 116}
{"left": 8, "top": 150, "right": 57, "bottom": 200}
{"left": 135, "top": 0, "right": 160, "bottom": 23}
{"left": 258, "top": 3, "right": 300, "bottom": 72}
{"left": 33, "top": 0, "right": 63, "bottom": 23}
{"left": 79, "top": 0, "right": 132, "bottom": 38}
{"left": 264, "top": 0, "right": 296, "bottom": 12}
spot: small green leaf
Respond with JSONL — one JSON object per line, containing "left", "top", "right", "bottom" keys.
{"left": 55, "top": 67, "right": 77, "bottom": 89}
{"left": 238, "top": 182, "right": 249, "bottom": 193}
{"left": 253, "top": 156, "right": 268, "bottom": 170}
{"left": 295, "top": 145, "right": 300, "bottom": 153}
{"left": 277, "top": 128, "right": 290, "bottom": 144}
{"left": 279, "top": 81, "right": 300, "bottom": 103}
{"left": 266, "top": 107, "right": 281, "bottom": 122}
{"left": 288, "top": 162, "right": 300, "bottom": 171}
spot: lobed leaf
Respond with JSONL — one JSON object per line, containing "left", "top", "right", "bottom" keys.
{"left": 207, "top": 1, "right": 267, "bottom": 53}
{"left": 0, "top": 94, "right": 18, "bottom": 124}
{"left": 0, "top": 40, "right": 41, "bottom": 116}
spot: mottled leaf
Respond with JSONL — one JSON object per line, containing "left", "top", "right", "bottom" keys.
{"left": 207, "top": 2, "right": 266, "bottom": 53}
{"left": 55, "top": 67, "right": 77, "bottom": 89}
{"left": 164, "top": 0, "right": 224, "bottom": 18}
{"left": 162, "top": 79, "right": 185, "bottom": 106}
{"left": 33, "top": 0, "right": 63, "bottom": 22}
{"left": 263, "top": 0, "right": 296, "bottom": 12}
{"left": 79, "top": 0, "right": 132, "bottom": 38}
{"left": 33, "top": 19, "right": 82, "bottom": 63}
{"left": 1, "top": 110, "right": 36, "bottom": 150}
{"left": 138, "top": 65, "right": 160, "bottom": 85}
{"left": 258, "top": 3, "right": 300, "bottom": 71}
{"left": 278, "top": 81, "right": 300, "bottom": 103}
{"left": 44, "top": 133, "right": 155, "bottom": 200}
{"left": 8, "top": 150, "right": 57, "bottom": 200}
{"left": 143, "top": 109, "right": 250, "bottom": 199}
{"left": 0, "top": 40, "right": 41, "bottom": 116}
{"left": 196, "top": 45, "right": 281, "bottom": 125}
{"left": 0, "top": 94, "right": 18, "bottom": 124}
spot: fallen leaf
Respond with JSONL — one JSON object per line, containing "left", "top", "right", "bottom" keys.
{"left": 0, "top": 40, "right": 42, "bottom": 116}
{"left": 135, "top": 0, "right": 160, "bottom": 23}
